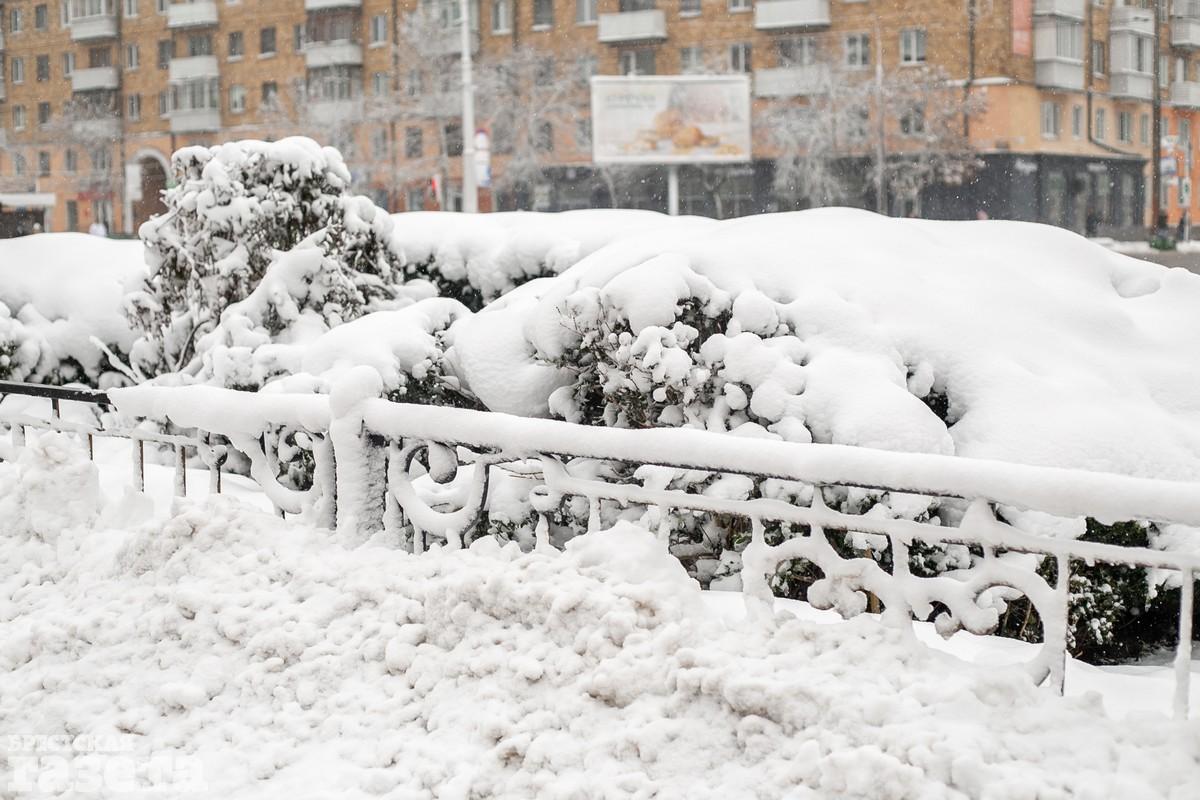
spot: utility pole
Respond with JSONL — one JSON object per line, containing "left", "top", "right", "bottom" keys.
{"left": 460, "top": 0, "right": 478, "bottom": 213}
{"left": 1151, "top": 0, "right": 1162, "bottom": 236}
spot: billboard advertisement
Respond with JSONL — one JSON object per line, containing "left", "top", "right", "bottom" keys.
{"left": 590, "top": 75, "right": 752, "bottom": 165}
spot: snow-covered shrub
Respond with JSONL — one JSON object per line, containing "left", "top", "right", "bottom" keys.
{"left": 392, "top": 210, "right": 714, "bottom": 311}
{"left": 0, "top": 303, "right": 43, "bottom": 383}
{"left": 128, "top": 138, "right": 405, "bottom": 379}
{"left": 451, "top": 208, "right": 1200, "bottom": 657}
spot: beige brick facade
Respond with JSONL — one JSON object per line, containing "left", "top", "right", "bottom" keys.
{"left": 0, "top": 0, "right": 1194, "bottom": 236}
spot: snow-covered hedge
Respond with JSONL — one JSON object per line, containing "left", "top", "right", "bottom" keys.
{"left": 0, "top": 233, "right": 144, "bottom": 386}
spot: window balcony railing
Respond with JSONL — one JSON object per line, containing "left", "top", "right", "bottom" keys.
{"left": 169, "top": 55, "right": 220, "bottom": 83}
{"left": 1110, "top": 70, "right": 1154, "bottom": 100}
{"left": 1171, "top": 80, "right": 1200, "bottom": 107}
{"left": 1173, "top": 17, "right": 1200, "bottom": 48}
{"left": 1109, "top": 4, "right": 1155, "bottom": 34}
{"left": 167, "top": 1, "right": 219, "bottom": 29}
{"left": 303, "top": 40, "right": 364, "bottom": 70}
{"left": 1032, "top": 0, "right": 1085, "bottom": 19}
{"left": 169, "top": 106, "right": 221, "bottom": 134}
{"left": 753, "top": 65, "right": 829, "bottom": 97}
{"left": 69, "top": 12, "right": 119, "bottom": 41}
{"left": 305, "top": 0, "right": 362, "bottom": 9}
{"left": 597, "top": 9, "right": 667, "bottom": 43}
{"left": 753, "top": 0, "right": 831, "bottom": 30}
{"left": 71, "top": 66, "right": 120, "bottom": 93}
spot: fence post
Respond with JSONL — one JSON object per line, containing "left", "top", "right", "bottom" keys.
{"left": 1176, "top": 568, "right": 1195, "bottom": 720}
{"left": 328, "top": 367, "right": 386, "bottom": 541}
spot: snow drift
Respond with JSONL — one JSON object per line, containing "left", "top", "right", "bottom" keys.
{"left": 452, "top": 208, "right": 1200, "bottom": 482}
{"left": 0, "top": 436, "right": 1197, "bottom": 799}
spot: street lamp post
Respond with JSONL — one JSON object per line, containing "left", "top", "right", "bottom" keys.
{"left": 460, "top": 0, "right": 478, "bottom": 213}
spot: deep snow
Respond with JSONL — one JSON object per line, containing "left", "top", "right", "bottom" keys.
{"left": 1, "top": 433, "right": 1198, "bottom": 799}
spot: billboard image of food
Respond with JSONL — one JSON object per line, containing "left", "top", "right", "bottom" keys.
{"left": 590, "top": 75, "right": 752, "bottom": 165}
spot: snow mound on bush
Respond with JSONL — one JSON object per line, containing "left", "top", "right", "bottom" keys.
{"left": 455, "top": 208, "right": 1200, "bottom": 481}
{"left": 0, "top": 233, "right": 144, "bottom": 382}
{"left": 392, "top": 209, "right": 716, "bottom": 305}
{"left": 1, "top": 446, "right": 1198, "bottom": 798}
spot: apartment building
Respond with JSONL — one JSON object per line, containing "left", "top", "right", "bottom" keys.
{"left": 0, "top": 0, "right": 1195, "bottom": 237}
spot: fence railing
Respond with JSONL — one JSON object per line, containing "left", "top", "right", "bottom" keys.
{"left": 2, "top": 376, "right": 1198, "bottom": 719}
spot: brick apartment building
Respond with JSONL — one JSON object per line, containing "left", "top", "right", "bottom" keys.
{"left": 0, "top": 0, "right": 1196, "bottom": 238}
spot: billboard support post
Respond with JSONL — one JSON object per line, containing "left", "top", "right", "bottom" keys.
{"left": 460, "top": 0, "right": 477, "bottom": 213}
{"left": 667, "top": 165, "right": 679, "bottom": 216}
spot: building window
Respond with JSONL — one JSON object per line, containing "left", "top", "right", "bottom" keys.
{"left": 65, "top": 149, "right": 78, "bottom": 173}
{"left": 1094, "top": 107, "right": 1106, "bottom": 141}
{"left": 37, "top": 102, "right": 51, "bottom": 127}
{"left": 371, "top": 129, "right": 388, "bottom": 160}
{"left": 372, "top": 71, "right": 388, "bottom": 96}
{"left": 38, "top": 152, "right": 51, "bottom": 177}
{"left": 845, "top": 33, "right": 870, "bottom": 68}
{"left": 729, "top": 0, "right": 750, "bottom": 9}
{"left": 260, "top": 27, "right": 277, "bottom": 56}
{"left": 492, "top": 0, "right": 511, "bottom": 32}
{"left": 125, "top": 43, "right": 140, "bottom": 69}
{"left": 294, "top": 23, "right": 304, "bottom": 51}
{"left": 444, "top": 122, "right": 463, "bottom": 156}
{"left": 229, "top": 84, "right": 246, "bottom": 112}
{"left": 1054, "top": 21, "right": 1082, "bottom": 60}
{"left": 619, "top": 48, "right": 656, "bottom": 75}
{"left": 405, "top": 126, "right": 423, "bottom": 159}
{"left": 1040, "top": 101, "right": 1061, "bottom": 138}
{"left": 188, "top": 33, "right": 213, "bottom": 57}
{"left": 1117, "top": 110, "right": 1132, "bottom": 142}
{"left": 900, "top": 28, "right": 926, "bottom": 64}
{"left": 778, "top": 36, "right": 817, "bottom": 66}
{"left": 35, "top": 4, "right": 48, "bottom": 30}
{"left": 11, "top": 58, "right": 24, "bottom": 84}
{"left": 158, "top": 91, "right": 170, "bottom": 116}
{"left": 577, "top": 0, "right": 597, "bottom": 23}
{"left": 67, "top": 201, "right": 79, "bottom": 232}
{"left": 63, "top": 52, "right": 76, "bottom": 76}
{"left": 157, "top": 40, "right": 174, "bottom": 69}
{"left": 533, "top": 0, "right": 553, "bottom": 27}
{"left": 10, "top": 8, "right": 23, "bottom": 33}
{"left": 127, "top": 93, "right": 141, "bottom": 120}
{"left": 729, "top": 42, "right": 752, "bottom": 73}
{"left": 226, "top": 32, "right": 243, "bottom": 59}
{"left": 36, "top": 55, "right": 50, "bottom": 82}
{"left": 899, "top": 104, "right": 925, "bottom": 136}
{"left": 125, "top": 0, "right": 138, "bottom": 17}
{"left": 261, "top": 81, "right": 279, "bottom": 106}
{"left": 1071, "top": 104, "right": 1083, "bottom": 138}
{"left": 89, "top": 46, "right": 112, "bottom": 68}
{"left": 371, "top": 14, "right": 388, "bottom": 43}
{"left": 13, "top": 106, "right": 26, "bottom": 131}
{"left": 1159, "top": 54, "right": 1169, "bottom": 87}
{"left": 680, "top": 45, "right": 703, "bottom": 73}
{"left": 1091, "top": 40, "right": 1105, "bottom": 75}
{"left": 536, "top": 121, "right": 553, "bottom": 151}
{"left": 1140, "top": 112, "right": 1150, "bottom": 144}
{"left": 14, "top": 153, "right": 26, "bottom": 176}
{"left": 157, "top": 0, "right": 167, "bottom": 13}
{"left": 680, "top": 0, "right": 700, "bottom": 14}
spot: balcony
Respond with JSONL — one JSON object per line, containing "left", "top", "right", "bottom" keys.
{"left": 169, "top": 55, "right": 220, "bottom": 82}
{"left": 1109, "top": 4, "right": 1154, "bottom": 34}
{"left": 1110, "top": 71, "right": 1154, "bottom": 100}
{"left": 170, "top": 107, "right": 221, "bottom": 133}
{"left": 754, "top": 0, "right": 831, "bottom": 30}
{"left": 1035, "top": 59, "right": 1084, "bottom": 90}
{"left": 69, "top": 14, "right": 119, "bottom": 41}
{"left": 753, "top": 65, "right": 828, "bottom": 97}
{"left": 167, "top": 1, "right": 219, "bottom": 29}
{"left": 304, "top": 40, "right": 364, "bottom": 69}
{"left": 1032, "top": 0, "right": 1084, "bottom": 19}
{"left": 1173, "top": 17, "right": 1200, "bottom": 49}
{"left": 71, "top": 66, "right": 120, "bottom": 93}
{"left": 305, "top": 0, "right": 361, "bottom": 8}
{"left": 430, "top": 28, "right": 481, "bottom": 56}
{"left": 597, "top": 10, "right": 667, "bottom": 43}
{"left": 1172, "top": 81, "right": 1200, "bottom": 108}
{"left": 0, "top": 81, "right": 5, "bottom": 102}
{"left": 72, "top": 117, "right": 122, "bottom": 140}
{"left": 304, "top": 98, "right": 366, "bottom": 125}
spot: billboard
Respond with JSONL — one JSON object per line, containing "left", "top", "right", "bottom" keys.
{"left": 590, "top": 75, "right": 752, "bottom": 165}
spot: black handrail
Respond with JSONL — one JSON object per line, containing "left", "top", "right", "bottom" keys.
{"left": 0, "top": 380, "right": 110, "bottom": 407}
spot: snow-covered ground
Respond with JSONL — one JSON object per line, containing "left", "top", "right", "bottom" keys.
{"left": 1, "top": 431, "right": 1198, "bottom": 799}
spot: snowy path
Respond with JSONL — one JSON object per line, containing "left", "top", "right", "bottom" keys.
{"left": 1, "top": 435, "right": 1198, "bottom": 798}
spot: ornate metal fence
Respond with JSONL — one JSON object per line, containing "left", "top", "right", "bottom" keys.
{"left": 2, "top": 378, "right": 1198, "bottom": 720}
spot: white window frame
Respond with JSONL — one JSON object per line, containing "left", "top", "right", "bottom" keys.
{"left": 900, "top": 28, "right": 926, "bottom": 65}
{"left": 845, "top": 33, "right": 870, "bottom": 69}
{"left": 1040, "top": 101, "right": 1061, "bottom": 138}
